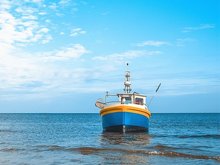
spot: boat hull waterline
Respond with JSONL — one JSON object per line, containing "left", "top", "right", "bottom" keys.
{"left": 100, "top": 104, "right": 151, "bottom": 132}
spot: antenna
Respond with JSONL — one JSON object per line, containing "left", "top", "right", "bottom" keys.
{"left": 126, "top": 62, "right": 129, "bottom": 71}
{"left": 124, "top": 63, "right": 132, "bottom": 93}
{"left": 148, "top": 83, "right": 161, "bottom": 107}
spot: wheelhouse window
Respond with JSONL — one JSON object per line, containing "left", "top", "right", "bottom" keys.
{"left": 135, "top": 98, "right": 143, "bottom": 105}
{"left": 121, "top": 97, "right": 132, "bottom": 104}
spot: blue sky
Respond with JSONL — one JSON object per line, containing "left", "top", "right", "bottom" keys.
{"left": 0, "top": 0, "right": 219, "bottom": 113}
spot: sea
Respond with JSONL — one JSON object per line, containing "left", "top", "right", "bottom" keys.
{"left": 0, "top": 113, "right": 219, "bottom": 165}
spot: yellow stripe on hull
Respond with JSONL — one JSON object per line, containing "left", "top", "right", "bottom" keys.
{"left": 100, "top": 105, "right": 151, "bottom": 118}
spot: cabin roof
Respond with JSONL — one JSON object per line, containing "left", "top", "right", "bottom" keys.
{"left": 117, "top": 93, "right": 146, "bottom": 97}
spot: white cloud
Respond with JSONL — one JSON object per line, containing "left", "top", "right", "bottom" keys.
{"left": 24, "top": 0, "right": 43, "bottom": 3}
{"left": 176, "top": 38, "right": 196, "bottom": 47}
{"left": 0, "top": 52, "right": 48, "bottom": 91}
{"left": 49, "top": 3, "right": 58, "bottom": 10}
{"left": 0, "top": 0, "right": 51, "bottom": 47}
{"left": 38, "top": 12, "right": 47, "bottom": 15}
{"left": 0, "top": 0, "right": 11, "bottom": 10}
{"left": 132, "top": 71, "right": 220, "bottom": 96}
{"left": 70, "top": 28, "right": 86, "bottom": 37}
{"left": 0, "top": 44, "right": 90, "bottom": 99}
{"left": 59, "top": 0, "right": 71, "bottom": 5}
{"left": 93, "top": 50, "right": 161, "bottom": 61}
{"left": 0, "top": 0, "right": 93, "bottom": 100}
{"left": 32, "top": 0, "right": 43, "bottom": 3}
{"left": 41, "top": 44, "right": 88, "bottom": 61}
{"left": 137, "top": 40, "right": 170, "bottom": 47}
{"left": 39, "top": 27, "right": 49, "bottom": 33}
{"left": 182, "top": 24, "right": 215, "bottom": 33}
{"left": 41, "top": 35, "right": 53, "bottom": 44}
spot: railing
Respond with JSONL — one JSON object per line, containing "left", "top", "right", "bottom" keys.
{"left": 105, "top": 101, "right": 121, "bottom": 106}
{"left": 96, "top": 98, "right": 120, "bottom": 107}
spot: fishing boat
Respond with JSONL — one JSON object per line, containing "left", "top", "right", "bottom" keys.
{"left": 95, "top": 64, "right": 157, "bottom": 133}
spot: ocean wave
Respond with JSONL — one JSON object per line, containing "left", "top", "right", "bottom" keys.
{"left": 34, "top": 145, "right": 66, "bottom": 152}
{"left": 0, "top": 129, "right": 17, "bottom": 133}
{"left": 0, "top": 148, "right": 24, "bottom": 152}
{"left": 177, "top": 134, "right": 220, "bottom": 139}
{"left": 35, "top": 145, "right": 220, "bottom": 162}
{"left": 154, "top": 144, "right": 181, "bottom": 150}
{"left": 151, "top": 134, "right": 220, "bottom": 139}
{"left": 153, "top": 144, "right": 205, "bottom": 152}
{"left": 74, "top": 147, "right": 220, "bottom": 162}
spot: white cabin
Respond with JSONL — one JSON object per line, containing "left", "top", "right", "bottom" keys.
{"left": 118, "top": 93, "right": 146, "bottom": 106}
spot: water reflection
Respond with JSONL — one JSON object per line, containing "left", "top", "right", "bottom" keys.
{"left": 101, "top": 132, "right": 151, "bottom": 146}
{"left": 99, "top": 132, "right": 151, "bottom": 164}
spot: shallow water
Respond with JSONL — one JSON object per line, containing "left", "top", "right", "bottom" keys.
{"left": 0, "top": 113, "right": 219, "bottom": 165}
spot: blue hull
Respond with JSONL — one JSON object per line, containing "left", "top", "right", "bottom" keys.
{"left": 102, "top": 112, "right": 149, "bottom": 132}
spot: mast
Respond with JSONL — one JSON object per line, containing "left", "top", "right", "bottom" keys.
{"left": 124, "top": 63, "right": 132, "bottom": 93}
